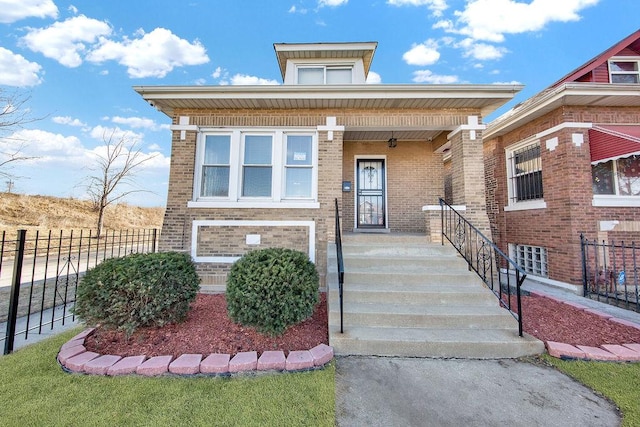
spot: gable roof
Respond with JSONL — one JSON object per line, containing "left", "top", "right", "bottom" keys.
{"left": 485, "top": 28, "right": 640, "bottom": 140}
{"left": 550, "top": 29, "right": 640, "bottom": 87}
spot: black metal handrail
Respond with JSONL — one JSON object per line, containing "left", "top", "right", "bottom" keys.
{"left": 334, "top": 198, "right": 345, "bottom": 333}
{"left": 439, "top": 198, "right": 525, "bottom": 336}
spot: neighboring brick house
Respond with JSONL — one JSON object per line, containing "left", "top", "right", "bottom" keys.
{"left": 135, "top": 42, "right": 521, "bottom": 289}
{"left": 483, "top": 29, "right": 640, "bottom": 290}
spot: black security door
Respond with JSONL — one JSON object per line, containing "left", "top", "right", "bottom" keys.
{"left": 356, "top": 159, "right": 386, "bottom": 228}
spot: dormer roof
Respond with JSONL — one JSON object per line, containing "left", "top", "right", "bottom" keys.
{"left": 273, "top": 42, "right": 377, "bottom": 81}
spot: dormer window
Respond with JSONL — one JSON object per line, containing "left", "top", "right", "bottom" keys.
{"left": 609, "top": 58, "right": 640, "bottom": 83}
{"left": 297, "top": 66, "right": 353, "bottom": 85}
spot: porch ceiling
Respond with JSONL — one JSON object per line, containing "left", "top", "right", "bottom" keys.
{"left": 133, "top": 84, "right": 522, "bottom": 118}
{"left": 344, "top": 128, "right": 445, "bottom": 142}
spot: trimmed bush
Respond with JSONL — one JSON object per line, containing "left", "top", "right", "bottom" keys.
{"left": 73, "top": 251, "right": 200, "bottom": 337}
{"left": 226, "top": 248, "right": 319, "bottom": 336}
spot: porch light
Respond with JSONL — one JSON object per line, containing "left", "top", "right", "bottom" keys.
{"left": 388, "top": 131, "right": 397, "bottom": 148}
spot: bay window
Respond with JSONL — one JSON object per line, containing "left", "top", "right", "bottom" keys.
{"left": 505, "top": 140, "right": 545, "bottom": 210}
{"left": 201, "top": 135, "right": 230, "bottom": 197}
{"left": 592, "top": 155, "right": 640, "bottom": 196}
{"left": 242, "top": 135, "right": 273, "bottom": 197}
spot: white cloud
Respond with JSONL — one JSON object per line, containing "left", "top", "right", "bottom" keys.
{"left": 86, "top": 27, "right": 209, "bottom": 78}
{"left": 387, "top": 0, "right": 448, "bottom": 16}
{"left": 89, "top": 125, "right": 144, "bottom": 144}
{"left": 211, "top": 66, "right": 222, "bottom": 79}
{"left": 446, "top": 0, "right": 599, "bottom": 43}
{"left": 366, "top": 71, "right": 382, "bottom": 84}
{"left": 230, "top": 74, "right": 280, "bottom": 85}
{"left": 21, "top": 15, "right": 112, "bottom": 68}
{"left": 68, "top": 5, "right": 78, "bottom": 14}
{"left": 0, "top": 48, "right": 43, "bottom": 86}
{"left": 412, "top": 69, "right": 459, "bottom": 84}
{"left": 457, "top": 38, "right": 508, "bottom": 60}
{"left": 0, "top": 129, "right": 84, "bottom": 165}
{"left": 318, "top": 0, "right": 348, "bottom": 6}
{"left": 492, "top": 80, "right": 522, "bottom": 85}
{"left": 0, "top": 0, "right": 58, "bottom": 23}
{"left": 403, "top": 39, "right": 440, "bottom": 66}
{"left": 52, "top": 116, "right": 86, "bottom": 127}
{"left": 110, "top": 116, "right": 161, "bottom": 130}
{"left": 148, "top": 143, "right": 162, "bottom": 151}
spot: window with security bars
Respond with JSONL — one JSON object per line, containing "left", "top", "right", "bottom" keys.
{"left": 511, "top": 244, "right": 548, "bottom": 277}
{"left": 508, "top": 142, "right": 543, "bottom": 203}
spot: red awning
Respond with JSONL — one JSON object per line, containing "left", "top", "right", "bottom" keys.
{"left": 590, "top": 125, "right": 640, "bottom": 164}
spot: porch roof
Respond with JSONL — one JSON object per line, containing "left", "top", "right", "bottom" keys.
{"left": 133, "top": 84, "right": 522, "bottom": 119}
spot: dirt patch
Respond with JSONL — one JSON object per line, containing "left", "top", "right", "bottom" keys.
{"left": 85, "top": 293, "right": 328, "bottom": 358}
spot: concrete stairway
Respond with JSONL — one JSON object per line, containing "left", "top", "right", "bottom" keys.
{"left": 327, "top": 233, "right": 544, "bottom": 358}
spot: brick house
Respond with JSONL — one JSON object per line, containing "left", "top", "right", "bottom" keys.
{"left": 483, "top": 29, "right": 640, "bottom": 291}
{"left": 134, "top": 42, "right": 521, "bottom": 289}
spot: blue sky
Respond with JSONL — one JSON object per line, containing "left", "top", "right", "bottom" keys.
{"left": 0, "top": 0, "right": 638, "bottom": 207}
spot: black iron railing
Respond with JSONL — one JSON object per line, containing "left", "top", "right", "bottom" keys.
{"left": 1, "top": 228, "right": 159, "bottom": 354}
{"left": 440, "top": 199, "right": 525, "bottom": 336}
{"left": 334, "top": 198, "right": 345, "bottom": 333}
{"left": 581, "top": 234, "right": 640, "bottom": 312}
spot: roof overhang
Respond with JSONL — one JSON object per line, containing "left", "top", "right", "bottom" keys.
{"left": 485, "top": 83, "right": 640, "bottom": 140}
{"left": 133, "top": 84, "right": 523, "bottom": 118}
{"left": 590, "top": 125, "right": 640, "bottom": 164}
{"left": 273, "top": 42, "right": 378, "bottom": 81}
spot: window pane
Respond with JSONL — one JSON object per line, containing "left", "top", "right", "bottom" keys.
{"left": 511, "top": 143, "right": 543, "bottom": 202}
{"left": 244, "top": 135, "right": 272, "bottom": 164}
{"left": 326, "top": 68, "right": 352, "bottom": 84}
{"left": 612, "top": 74, "right": 639, "bottom": 83}
{"left": 298, "top": 68, "right": 324, "bottom": 84}
{"left": 285, "top": 168, "right": 312, "bottom": 198}
{"left": 204, "top": 135, "right": 230, "bottom": 165}
{"left": 611, "top": 61, "right": 638, "bottom": 72}
{"left": 286, "top": 135, "right": 312, "bottom": 166}
{"left": 201, "top": 166, "right": 229, "bottom": 197}
{"left": 592, "top": 161, "right": 615, "bottom": 195}
{"left": 243, "top": 166, "right": 272, "bottom": 197}
{"left": 616, "top": 155, "right": 640, "bottom": 196}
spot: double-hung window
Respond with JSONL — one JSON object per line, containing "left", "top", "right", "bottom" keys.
{"left": 201, "top": 135, "right": 231, "bottom": 198}
{"left": 609, "top": 58, "right": 640, "bottom": 84}
{"left": 505, "top": 140, "right": 545, "bottom": 210}
{"left": 242, "top": 135, "right": 273, "bottom": 197}
{"left": 192, "top": 129, "right": 318, "bottom": 208}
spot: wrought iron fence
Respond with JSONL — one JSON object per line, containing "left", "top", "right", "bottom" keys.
{"left": 440, "top": 199, "right": 525, "bottom": 336}
{"left": 581, "top": 234, "right": 640, "bottom": 312}
{"left": 1, "top": 228, "right": 158, "bottom": 354}
{"left": 334, "top": 198, "right": 345, "bottom": 334}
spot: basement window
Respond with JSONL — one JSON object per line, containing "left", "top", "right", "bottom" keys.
{"left": 510, "top": 244, "right": 548, "bottom": 277}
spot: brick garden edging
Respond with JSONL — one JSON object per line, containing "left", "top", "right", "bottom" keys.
{"left": 530, "top": 291, "right": 640, "bottom": 362}
{"left": 57, "top": 328, "right": 334, "bottom": 377}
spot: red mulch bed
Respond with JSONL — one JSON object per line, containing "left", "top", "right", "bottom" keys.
{"left": 85, "top": 293, "right": 328, "bottom": 358}
{"left": 85, "top": 291, "right": 640, "bottom": 358}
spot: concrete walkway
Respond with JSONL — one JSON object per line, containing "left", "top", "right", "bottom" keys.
{"left": 335, "top": 356, "right": 620, "bottom": 427}
{"left": 335, "top": 281, "right": 637, "bottom": 426}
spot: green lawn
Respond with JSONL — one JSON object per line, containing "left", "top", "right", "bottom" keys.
{"left": 0, "top": 328, "right": 335, "bottom": 427}
{"left": 544, "top": 355, "right": 640, "bottom": 427}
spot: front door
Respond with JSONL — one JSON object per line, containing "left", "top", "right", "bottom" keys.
{"left": 356, "top": 159, "right": 386, "bottom": 229}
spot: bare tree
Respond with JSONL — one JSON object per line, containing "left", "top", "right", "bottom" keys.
{"left": 86, "top": 130, "right": 156, "bottom": 237}
{"left": 0, "top": 90, "right": 41, "bottom": 179}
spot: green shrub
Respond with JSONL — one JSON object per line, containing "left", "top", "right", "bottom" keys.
{"left": 226, "top": 248, "right": 319, "bottom": 336}
{"left": 73, "top": 251, "right": 200, "bottom": 337}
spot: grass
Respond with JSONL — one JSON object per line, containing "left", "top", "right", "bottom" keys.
{"left": 543, "top": 355, "right": 640, "bottom": 427}
{"left": 0, "top": 328, "right": 335, "bottom": 427}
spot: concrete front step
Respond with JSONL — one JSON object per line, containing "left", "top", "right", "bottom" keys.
{"left": 343, "top": 255, "right": 468, "bottom": 270}
{"left": 328, "top": 303, "right": 516, "bottom": 329}
{"left": 343, "top": 233, "right": 429, "bottom": 245}
{"left": 329, "top": 326, "right": 545, "bottom": 358}
{"left": 345, "top": 271, "right": 484, "bottom": 286}
{"left": 329, "top": 286, "right": 497, "bottom": 306}
{"left": 341, "top": 243, "right": 460, "bottom": 257}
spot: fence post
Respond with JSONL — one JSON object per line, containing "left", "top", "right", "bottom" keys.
{"left": 580, "top": 233, "right": 588, "bottom": 298}
{"left": 152, "top": 229, "right": 157, "bottom": 253}
{"left": 4, "top": 229, "right": 26, "bottom": 355}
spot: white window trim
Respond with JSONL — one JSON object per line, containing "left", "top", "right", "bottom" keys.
{"left": 504, "top": 138, "right": 546, "bottom": 211}
{"left": 191, "top": 128, "right": 319, "bottom": 209}
{"left": 592, "top": 195, "right": 640, "bottom": 207}
{"left": 608, "top": 57, "right": 640, "bottom": 83}
{"left": 191, "top": 220, "right": 316, "bottom": 263}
